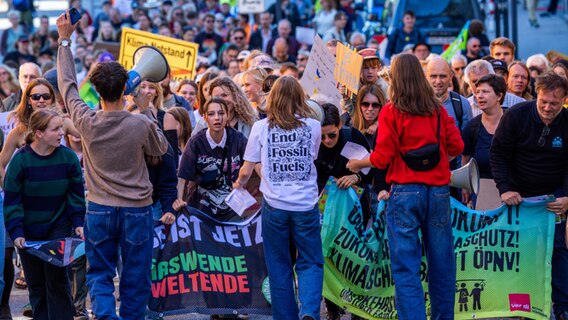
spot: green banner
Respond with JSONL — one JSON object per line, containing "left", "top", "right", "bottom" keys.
{"left": 321, "top": 180, "right": 555, "bottom": 320}
{"left": 441, "top": 21, "right": 470, "bottom": 62}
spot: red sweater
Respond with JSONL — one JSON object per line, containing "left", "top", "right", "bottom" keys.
{"left": 369, "top": 102, "right": 464, "bottom": 186}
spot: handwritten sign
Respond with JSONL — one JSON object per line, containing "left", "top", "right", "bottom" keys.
{"left": 119, "top": 27, "right": 199, "bottom": 81}
{"left": 299, "top": 35, "right": 342, "bottom": 103}
{"left": 237, "top": 0, "right": 265, "bottom": 13}
{"left": 334, "top": 42, "right": 363, "bottom": 95}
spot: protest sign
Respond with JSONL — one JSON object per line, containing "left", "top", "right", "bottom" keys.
{"left": 119, "top": 27, "right": 199, "bottom": 81}
{"left": 299, "top": 35, "right": 342, "bottom": 103}
{"left": 0, "top": 112, "right": 15, "bottom": 141}
{"left": 237, "top": 0, "right": 265, "bottom": 13}
{"left": 24, "top": 237, "right": 85, "bottom": 267}
{"left": 149, "top": 207, "right": 271, "bottom": 317}
{"left": 295, "top": 26, "right": 316, "bottom": 45}
{"left": 334, "top": 42, "right": 363, "bottom": 95}
{"left": 320, "top": 179, "right": 555, "bottom": 320}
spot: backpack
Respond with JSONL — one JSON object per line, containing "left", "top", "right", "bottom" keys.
{"left": 449, "top": 91, "right": 463, "bottom": 130}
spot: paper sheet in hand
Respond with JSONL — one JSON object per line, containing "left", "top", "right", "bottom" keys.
{"left": 225, "top": 188, "right": 257, "bottom": 216}
{"left": 340, "top": 142, "right": 371, "bottom": 174}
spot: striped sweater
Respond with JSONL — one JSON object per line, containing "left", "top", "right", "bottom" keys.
{"left": 3, "top": 145, "right": 85, "bottom": 241}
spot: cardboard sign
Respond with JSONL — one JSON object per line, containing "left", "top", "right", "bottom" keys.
{"left": 119, "top": 27, "right": 199, "bottom": 81}
{"left": 295, "top": 26, "right": 316, "bottom": 45}
{"left": 334, "top": 42, "right": 363, "bottom": 95}
{"left": 299, "top": 35, "right": 342, "bottom": 103}
{"left": 237, "top": 0, "right": 265, "bottom": 13}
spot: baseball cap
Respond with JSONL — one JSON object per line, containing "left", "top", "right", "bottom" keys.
{"left": 98, "top": 52, "right": 115, "bottom": 63}
{"left": 490, "top": 59, "right": 508, "bottom": 72}
{"left": 237, "top": 50, "right": 250, "bottom": 61}
{"left": 359, "top": 48, "right": 381, "bottom": 61}
{"left": 43, "top": 68, "right": 59, "bottom": 94}
{"left": 17, "top": 34, "right": 29, "bottom": 42}
{"left": 250, "top": 55, "right": 274, "bottom": 71}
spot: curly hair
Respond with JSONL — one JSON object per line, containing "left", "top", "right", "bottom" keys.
{"left": 207, "top": 77, "right": 257, "bottom": 126}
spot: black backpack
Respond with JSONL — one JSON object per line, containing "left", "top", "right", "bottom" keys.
{"left": 449, "top": 91, "right": 463, "bottom": 130}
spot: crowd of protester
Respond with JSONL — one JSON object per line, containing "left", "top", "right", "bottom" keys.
{"left": 0, "top": 1, "right": 566, "bottom": 320}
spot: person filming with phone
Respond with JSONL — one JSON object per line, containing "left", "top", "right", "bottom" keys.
{"left": 56, "top": 10, "right": 168, "bottom": 320}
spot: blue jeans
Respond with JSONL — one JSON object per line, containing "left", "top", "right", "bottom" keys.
{"left": 386, "top": 184, "right": 455, "bottom": 320}
{"left": 261, "top": 200, "right": 324, "bottom": 320}
{"left": 84, "top": 202, "right": 153, "bottom": 320}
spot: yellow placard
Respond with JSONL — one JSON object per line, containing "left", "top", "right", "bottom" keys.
{"left": 119, "top": 27, "right": 199, "bottom": 81}
{"left": 333, "top": 42, "right": 363, "bottom": 95}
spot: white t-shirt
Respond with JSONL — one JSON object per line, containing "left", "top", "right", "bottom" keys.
{"left": 244, "top": 118, "right": 321, "bottom": 211}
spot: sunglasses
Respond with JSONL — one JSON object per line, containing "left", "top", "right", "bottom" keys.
{"left": 361, "top": 102, "right": 381, "bottom": 109}
{"left": 321, "top": 132, "right": 338, "bottom": 140}
{"left": 29, "top": 93, "right": 52, "bottom": 101}
{"left": 453, "top": 66, "right": 466, "bottom": 71}
{"left": 233, "top": 36, "right": 244, "bottom": 40}
{"left": 537, "top": 126, "right": 550, "bottom": 147}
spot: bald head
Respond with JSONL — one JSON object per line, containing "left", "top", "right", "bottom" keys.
{"left": 18, "top": 62, "right": 42, "bottom": 91}
{"left": 425, "top": 57, "right": 453, "bottom": 100}
{"left": 273, "top": 38, "right": 289, "bottom": 62}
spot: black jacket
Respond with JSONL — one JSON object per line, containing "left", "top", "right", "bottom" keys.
{"left": 490, "top": 101, "right": 568, "bottom": 197}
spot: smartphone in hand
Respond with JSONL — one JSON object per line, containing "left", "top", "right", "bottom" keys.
{"left": 69, "top": 8, "right": 81, "bottom": 25}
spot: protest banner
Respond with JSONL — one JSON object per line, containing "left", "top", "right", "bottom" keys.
{"left": 237, "top": 0, "right": 265, "bottom": 13}
{"left": 0, "top": 111, "right": 15, "bottom": 141}
{"left": 148, "top": 207, "right": 271, "bottom": 318}
{"left": 23, "top": 237, "right": 85, "bottom": 267}
{"left": 320, "top": 179, "right": 555, "bottom": 320}
{"left": 299, "top": 35, "right": 342, "bottom": 103}
{"left": 334, "top": 42, "right": 363, "bottom": 95}
{"left": 119, "top": 27, "right": 199, "bottom": 81}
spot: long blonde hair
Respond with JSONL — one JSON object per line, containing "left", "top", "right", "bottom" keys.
{"left": 207, "top": 77, "right": 257, "bottom": 126}
{"left": 388, "top": 53, "right": 440, "bottom": 116}
{"left": 266, "top": 77, "right": 313, "bottom": 130}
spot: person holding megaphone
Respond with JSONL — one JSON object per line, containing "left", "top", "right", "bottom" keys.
{"left": 56, "top": 10, "right": 169, "bottom": 320}
{"left": 347, "top": 54, "right": 464, "bottom": 320}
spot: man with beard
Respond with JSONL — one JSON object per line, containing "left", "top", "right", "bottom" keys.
{"left": 160, "top": 68, "right": 196, "bottom": 127}
{"left": 464, "top": 37, "right": 483, "bottom": 64}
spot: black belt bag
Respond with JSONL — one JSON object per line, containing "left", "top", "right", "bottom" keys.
{"left": 400, "top": 112, "right": 441, "bottom": 171}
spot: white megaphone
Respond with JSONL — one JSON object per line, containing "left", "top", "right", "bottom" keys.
{"left": 450, "top": 158, "right": 480, "bottom": 194}
{"left": 124, "top": 46, "right": 169, "bottom": 95}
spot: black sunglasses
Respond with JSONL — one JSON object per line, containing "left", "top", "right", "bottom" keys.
{"left": 537, "top": 126, "right": 550, "bottom": 147}
{"left": 361, "top": 102, "right": 381, "bottom": 109}
{"left": 321, "top": 132, "right": 338, "bottom": 140}
{"left": 29, "top": 93, "right": 52, "bottom": 101}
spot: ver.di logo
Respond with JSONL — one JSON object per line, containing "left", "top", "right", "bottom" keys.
{"left": 262, "top": 277, "right": 271, "bottom": 304}
{"left": 552, "top": 137, "right": 563, "bottom": 148}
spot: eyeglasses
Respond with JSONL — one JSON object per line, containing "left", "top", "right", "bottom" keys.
{"left": 321, "top": 132, "right": 338, "bottom": 140}
{"left": 29, "top": 93, "right": 52, "bottom": 101}
{"left": 361, "top": 102, "right": 381, "bottom": 109}
{"left": 233, "top": 37, "right": 244, "bottom": 40}
{"left": 537, "top": 126, "right": 550, "bottom": 147}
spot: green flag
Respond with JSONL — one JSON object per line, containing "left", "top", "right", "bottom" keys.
{"left": 441, "top": 20, "right": 470, "bottom": 62}
{"left": 79, "top": 81, "right": 99, "bottom": 109}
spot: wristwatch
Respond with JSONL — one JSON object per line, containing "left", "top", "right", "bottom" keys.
{"left": 58, "top": 38, "right": 72, "bottom": 47}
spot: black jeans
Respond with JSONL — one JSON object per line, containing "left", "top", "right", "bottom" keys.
{"left": 553, "top": 220, "right": 568, "bottom": 317}
{"left": 19, "top": 222, "right": 74, "bottom": 320}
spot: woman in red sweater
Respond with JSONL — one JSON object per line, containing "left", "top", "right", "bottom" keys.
{"left": 347, "top": 53, "right": 463, "bottom": 320}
